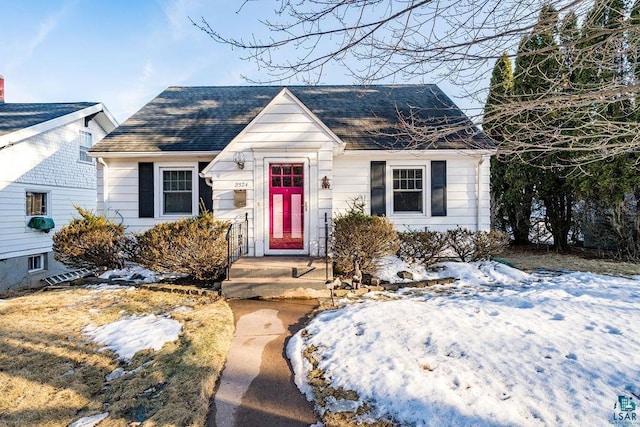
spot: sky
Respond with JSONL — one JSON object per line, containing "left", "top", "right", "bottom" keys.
{"left": 0, "top": 0, "right": 484, "bottom": 124}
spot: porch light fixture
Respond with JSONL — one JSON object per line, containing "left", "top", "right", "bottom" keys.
{"left": 322, "top": 175, "right": 331, "bottom": 189}
{"left": 233, "top": 151, "right": 245, "bottom": 170}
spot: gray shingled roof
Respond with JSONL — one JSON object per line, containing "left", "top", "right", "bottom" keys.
{"left": 91, "top": 85, "right": 492, "bottom": 153}
{"left": 0, "top": 102, "right": 99, "bottom": 137}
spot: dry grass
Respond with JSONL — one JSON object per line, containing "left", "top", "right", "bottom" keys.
{"left": 0, "top": 286, "right": 234, "bottom": 427}
{"left": 498, "top": 245, "right": 640, "bottom": 276}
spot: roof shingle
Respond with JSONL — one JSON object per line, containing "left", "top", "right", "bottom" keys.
{"left": 91, "top": 85, "right": 492, "bottom": 153}
{"left": 0, "top": 102, "right": 99, "bottom": 137}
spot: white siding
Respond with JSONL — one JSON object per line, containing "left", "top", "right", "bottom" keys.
{"left": 0, "top": 118, "right": 108, "bottom": 261}
{"left": 98, "top": 156, "right": 215, "bottom": 233}
{"left": 332, "top": 152, "right": 491, "bottom": 232}
{"left": 207, "top": 90, "right": 338, "bottom": 257}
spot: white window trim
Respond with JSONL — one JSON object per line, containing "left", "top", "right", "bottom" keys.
{"left": 79, "top": 130, "right": 93, "bottom": 164}
{"left": 389, "top": 165, "right": 427, "bottom": 216}
{"left": 25, "top": 190, "right": 49, "bottom": 217}
{"left": 154, "top": 163, "right": 198, "bottom": 218}
{"left": 28, "top": 254, "right": 45, "bottom": 273}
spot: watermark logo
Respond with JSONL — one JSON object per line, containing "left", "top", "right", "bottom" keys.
{"left": 612, "top": 394, "right": 639, "bottom": 426}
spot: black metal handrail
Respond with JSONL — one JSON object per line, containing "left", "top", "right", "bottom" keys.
{"left": 226, "top": 213, "right": 249, "bottom": 280}
{"left": 325, "top": 212, "right": 330, "bottom": 281}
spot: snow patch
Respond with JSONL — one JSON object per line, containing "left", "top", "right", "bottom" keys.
{"left": 68, "top": 412, "right": 109, "bottom": 427}
{"left": 289, "top": 262, "right": 640, "bottom": 426}
{"left": 84, "top": 314, "right": 182, "bottom": 361}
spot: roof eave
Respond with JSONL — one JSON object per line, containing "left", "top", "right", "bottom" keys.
{"left": 0, "top": 103, "right": 117, "bottom": 149}
{"left": 88, "top": 150, "right": 221, "bottom": 159}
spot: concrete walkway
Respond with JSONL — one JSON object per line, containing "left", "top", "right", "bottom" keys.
{"left": 208, "top": 299, "right": 318, "bottom": 427}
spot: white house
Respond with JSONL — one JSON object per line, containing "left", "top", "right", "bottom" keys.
{"left": 0, "top": 76, "right": 118, "bottom": 292}
{"left": 89, "top": 85, "right": 493, "bottom": 258}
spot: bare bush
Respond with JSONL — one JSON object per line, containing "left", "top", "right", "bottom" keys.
{"left": 579, "top": 198, "right": 640, "bottom": 260}
{"left": 331, "top": 200, "right": 399, "bottom": 275}
{"left": 397, "top": 230, "right": 447, "bottom": 267}
{"left": 473, "top": 230, "right": 511, "bottom": 261}
{"left": 52, "top": 207, "right": 127, "bottom": 270}
{"left": 446, "top": 227, "right": 510, "bottom": 262}
{"left": 133, "top": 212, "right": 229, "bottom": 282}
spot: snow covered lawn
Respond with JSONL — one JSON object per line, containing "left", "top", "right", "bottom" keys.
{"left": 288, "top": 261, "right": 640, "bottom": 426}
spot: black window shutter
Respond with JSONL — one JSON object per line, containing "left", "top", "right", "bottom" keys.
{"left": 138, "top": 162, "right": 154, "bottom": 218}
{"left": 370, "top": 161, "right": 386, "bottom": 216}
{"left": 198, "top": 162, "right": 213, "bottom": 213}
{"left": 431, "top": 161, "right": 447, "bottom": 216}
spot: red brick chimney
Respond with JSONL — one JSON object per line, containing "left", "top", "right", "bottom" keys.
{"left": 0, "top": 75, "right": 4, "bottom": 103}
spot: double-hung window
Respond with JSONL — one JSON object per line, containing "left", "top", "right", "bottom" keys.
{"left": 389, "top": 161, "right": 446, "bottom": 216}
{"left": 392, "top": 168, "right": 424, "bottom": 213}
{"left": 26, "top": 192, "right": 47, "bottom": 216}
{"left": 162, "top": 169, "right": 193, "bottom": 215}
{"left": 79, "top": 130, "right": 93, "bottom": 163}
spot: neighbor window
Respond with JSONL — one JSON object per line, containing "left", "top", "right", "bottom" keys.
{"left": 28, "top": 254, "right": 44, "bottom": 272}
{"left": 162, "top": 169, "right": 193, "bottom": 214}
{"left": 26, "top": 192, "right": 47, "bottom": 216}
{"left": 393, "top": 168, "right": 424, "bottom": 213}
{"left": 79, "top": 130, "right": 93, "bottom": 163}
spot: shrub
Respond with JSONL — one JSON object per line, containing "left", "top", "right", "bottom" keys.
{"left": 397, "top": 230, "right": 447, "bottom": 267}
{"left": 133, "top": 212, "right": 229, "bottom": 282}
{"left": 446, "top": 227, "right": 510, "bottom": 262}
{"left": 53, "top": 207, "right": 128, "bottom": 269}
{"left": 473, "top": 230, "right": 510, "bottom": 261}
{"left": 331, "top": 199, "right": 399, "bottom": 274}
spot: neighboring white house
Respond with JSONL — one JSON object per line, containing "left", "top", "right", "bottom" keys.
{"left": 0, "top": 76, "right": 118, "bottom": 292}
{"left": 89, "top": 85, "right": 493, "bottom": 258}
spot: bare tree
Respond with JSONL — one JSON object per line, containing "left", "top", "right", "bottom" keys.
{"left": 193, "top": 0, "right": 640, "bottom": 167}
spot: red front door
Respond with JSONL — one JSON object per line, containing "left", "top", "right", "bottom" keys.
{"left": 269, "top": 163, "right": 304, "bottom": 250}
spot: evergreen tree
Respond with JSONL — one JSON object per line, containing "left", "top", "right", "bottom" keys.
{"left": 510, "top": 5, "right": 578, "bottom": 250}
{"left": 485, "top": 52, "right": 537, "bottom": 244}
{"left": 574, "top": 0, "right": 640, "bottom": 256}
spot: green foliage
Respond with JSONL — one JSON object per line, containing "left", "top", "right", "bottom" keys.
{"left": 331, "top": 199, "right": 399, "bottom": 275}
{"left": 486, "top": 50, "right": 536, "bottom": 244}
{"left": 133, "top": 212, "right": 229, "bottom": 282}
{"left": 52, "top": 207, "right": 127, "bottom": 270}
{"left": 397, "top": 230, "right": 447, "bottom": 267}
{"left": 445, "top": 227, "right": 510, "bottom": 262}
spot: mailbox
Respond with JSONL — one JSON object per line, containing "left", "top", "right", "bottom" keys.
{"left": 234, "top": 190, "right": 247, "bottom": 208}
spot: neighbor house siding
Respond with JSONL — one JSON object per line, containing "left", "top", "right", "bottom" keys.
{"left": 0, "top": 119, "right": 108, "bottom": 292}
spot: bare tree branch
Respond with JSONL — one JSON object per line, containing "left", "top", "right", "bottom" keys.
{"left": 195, "top": 0, "right": 640, "bottom": 167}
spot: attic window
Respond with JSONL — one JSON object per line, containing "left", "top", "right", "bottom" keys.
{"left": 79, "top": 130, "right": 93, "bottom": 163}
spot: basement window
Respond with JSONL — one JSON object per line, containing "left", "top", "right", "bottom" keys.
{"left": 28, "top": 254, "right": 45, "bottom": 272}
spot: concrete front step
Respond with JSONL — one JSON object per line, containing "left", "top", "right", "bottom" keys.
{"left": 224, "top": 256, "right": 333, "bottom": 299}
{"left": 222, "top": 277, "right": 331, "bottom": 299}
{"left": 229, "top": 256, "right": 332, "bottom": 281}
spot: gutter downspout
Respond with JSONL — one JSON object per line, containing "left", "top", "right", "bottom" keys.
{"left": 97, "top": 157, "right": 109, "bottom": 215}
{"left": 476, "top": 155, "right": 487, "bottom": 232}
